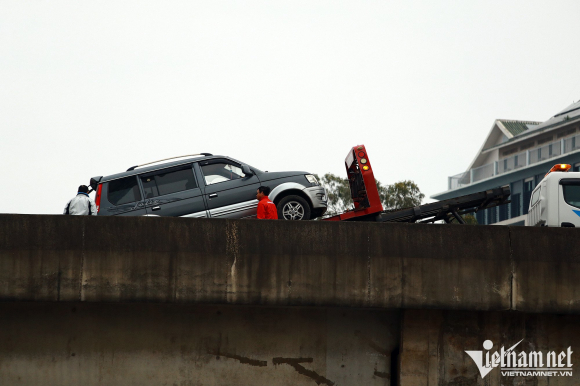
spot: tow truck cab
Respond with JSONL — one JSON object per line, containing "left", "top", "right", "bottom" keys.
{"left": 526, "top": 164, "right": 580, "bottom": 227}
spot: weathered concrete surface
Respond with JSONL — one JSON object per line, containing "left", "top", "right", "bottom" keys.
{"left": 2, "top": 214, "right": 580, "bottom": 385}
{"left": 0, "top": 302, "right": 399, "bottom": 386}
{"left": 399, "top": 309, "right": 580, "bottom": 386}
{"left": 1, "top": 214, "right": 580, "bottom": 312}
{"left": 0, "top": 214, "right": 514, "bottom": 311}
{"left": 510, "top": 226, "right": 580, "bottom": 313}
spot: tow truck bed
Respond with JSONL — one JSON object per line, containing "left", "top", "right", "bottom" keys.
{"left": 373, "top": 187, "right": 510, "bottom": 223}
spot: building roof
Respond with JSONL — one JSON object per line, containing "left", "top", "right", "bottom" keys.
{"left": 526, "top": 100, "right": 580, "bottom": 133}
{"left": 497, "top": 119, "right": 541, "bottom": 137}
{"left": 481, "top": 101, "right": 580, "bottom": 152}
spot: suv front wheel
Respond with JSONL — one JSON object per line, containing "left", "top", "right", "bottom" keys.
{"left": 277, "top": 195, "right": 311, "bottom": 220}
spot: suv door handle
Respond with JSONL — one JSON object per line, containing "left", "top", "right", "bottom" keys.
{"left": 209, "top": 193, "right": 218, "bottom": 198}
{"left": 152, "top": 206, "right": 161, "bottom": 211}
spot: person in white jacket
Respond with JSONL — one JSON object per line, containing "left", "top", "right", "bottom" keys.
{"left": 64, "top": 185, "right": 97, "bottom": 215}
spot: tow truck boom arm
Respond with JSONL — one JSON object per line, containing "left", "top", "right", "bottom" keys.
{"left": 322, "top": 145, "right": 510, "bottom": 224}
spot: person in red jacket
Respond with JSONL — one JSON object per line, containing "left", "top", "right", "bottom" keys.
{"left": 256, "top": 186, "right": 278, "bottom": 219}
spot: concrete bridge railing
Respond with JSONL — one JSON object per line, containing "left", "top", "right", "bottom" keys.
{"left": 1, "top": 214, "right": 579, "bottom": 313}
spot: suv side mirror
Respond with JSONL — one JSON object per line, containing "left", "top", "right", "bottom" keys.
{"left": 241, "top": 164, "right": 253, "bottom": 176}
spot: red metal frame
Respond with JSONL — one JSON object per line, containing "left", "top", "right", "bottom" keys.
{"left": 94, "top": 184, "right": 103, "bottom": 213}
{"left": 323, "top": 145, "right": 384, "bottom": 221}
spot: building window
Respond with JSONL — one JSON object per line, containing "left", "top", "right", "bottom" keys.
{"left": 511, "top": 193, "right": 521, "bottom": 218}
{"left": 499, "top": 203, "right": 508, "bottom": 222}
{"left": 488, "top": 207, "right": 497, "bottom": 224}
{"left": 574, "top": 163, "right": 580, "bottom": 172}
{"left": 476, "top": 210, "right": 485, "bottom": 225}
{"left": 523, "top": 178, "right": 534, "bottom": 215}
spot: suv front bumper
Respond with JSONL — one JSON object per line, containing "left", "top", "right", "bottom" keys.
{"left": 303, "top": 186, "right": 328, "bottom": 210}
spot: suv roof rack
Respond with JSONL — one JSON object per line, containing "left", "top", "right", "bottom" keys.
{"left": 126, "top": 153, "right": 213, "bottom": 171}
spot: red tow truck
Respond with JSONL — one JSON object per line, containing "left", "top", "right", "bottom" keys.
{"left": 322, "top": 145, "right": 510, "bottom": 224}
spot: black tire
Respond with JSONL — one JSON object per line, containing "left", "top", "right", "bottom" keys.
{"left": 277, "top": 195, "right": 311, "bottom": 221}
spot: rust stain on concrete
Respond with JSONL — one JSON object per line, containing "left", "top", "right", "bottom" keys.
{"left": 354, "top": 330, "right": 390, "bottom": 357}
{"left": 226, "top": 221, "right": 239, "bottom": 302}
{"left": 272, "top": 357, "right": 334, "bottom": 386}
{"left": 373, "top": 370, "right": 390, "bottom": 379}
{"left": 208, "top": 350, "right": 267, "bottom": 367}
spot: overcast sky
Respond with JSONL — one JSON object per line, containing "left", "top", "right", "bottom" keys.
{"left": 1, "top": 1, "right": 579, "bottom": 214}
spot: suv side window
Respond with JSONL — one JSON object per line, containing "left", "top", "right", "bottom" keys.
{"left": 201, "top": 162, "right": 245, "bottom": 185}
{"left": 140, "top": 165, "right": 197, "bottom": 198}
{"left": 108, "top": 176, "right": 142, "bottom": 206}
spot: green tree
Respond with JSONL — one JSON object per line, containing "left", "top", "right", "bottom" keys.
{"left": 317, "top": 173, "right": 353, "bottom": 215}
{"left": 449, "top": 213, "right": 478, "bottom": 225}
{"left": 318, "top": 173, "right": 425, "bottom": 216}
{"left": 377, "top": 180, "right": 424, "bottom": 210}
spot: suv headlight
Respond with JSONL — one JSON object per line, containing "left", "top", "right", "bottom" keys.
{"left": 305, "top": 174, "right": 319, "bottom": 185}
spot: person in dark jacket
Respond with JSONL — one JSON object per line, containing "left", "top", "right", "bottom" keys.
{"left": 64, "top": 185, "right": 97, "bottom": 215}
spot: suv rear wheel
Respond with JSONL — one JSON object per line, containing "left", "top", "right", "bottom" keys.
{"left": 277, "top": 195, "right": 311, "bottom": 220}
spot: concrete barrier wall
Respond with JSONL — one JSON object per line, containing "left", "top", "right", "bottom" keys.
{"left": 2, "top": 303, "right": 579, "bottom": 386}
{"left": 510, "top": 226, "right": 580, "bottom": 313}
{"left": 400, "top": 309, "right": 580, "bottom": 386}
{"left": 2, "top": 214, "right": 580, "bottom": 385}
{"left": 0, "top": 302, "right": 399, "bottom": 386}
{"left": 1, "top": 214, "right": 579, "bottom": 312}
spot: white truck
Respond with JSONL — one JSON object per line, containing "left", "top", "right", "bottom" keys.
{"left": 526, "top": 164, "right": 580, "bottom": 227}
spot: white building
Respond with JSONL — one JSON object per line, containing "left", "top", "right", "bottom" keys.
{"left": 432, "top": 100, "right": 580, "bottom": 225}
